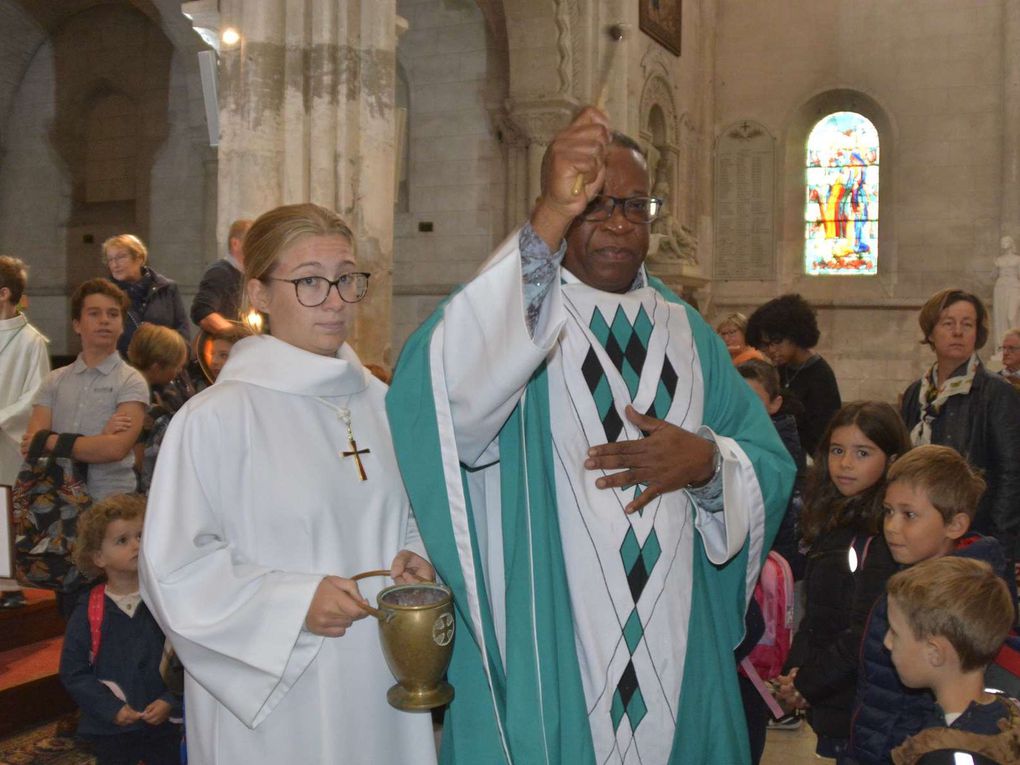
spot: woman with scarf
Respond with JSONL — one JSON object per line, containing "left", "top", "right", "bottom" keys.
{"left": 102, "top": 234, "right": 190, "bottom": 356}
{"left": 900, "top": 288, "right": 1020, "bottom": 567}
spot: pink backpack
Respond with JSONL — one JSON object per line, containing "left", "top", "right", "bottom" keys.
{"left": 747, "top": 550, "right": 795, "bottom": 680}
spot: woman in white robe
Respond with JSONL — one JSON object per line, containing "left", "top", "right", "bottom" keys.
{"left": 139, "top": 204, "right": 437, "bottom": 764}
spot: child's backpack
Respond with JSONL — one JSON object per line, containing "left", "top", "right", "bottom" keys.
{"left": 12, "top": 430, "right": 92, "bottom": 592}
{"left": 989, "top": 633, "right": 1020, "bottom": 698}
{"left": 746, "top": 550, "right": 795, "bottom": 680}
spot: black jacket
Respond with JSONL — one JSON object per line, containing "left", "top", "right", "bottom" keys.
{"left": 113, "top": 267, "right": 190, "bottom": 356}
{"left": 785, "top": 530, "right": 896, "bottom": 739}
{"left": 190, "top": 257, "right": 242, "bottom": 326}
{"left": 780, "top": 354, "right": 842, "bottom": 457}
{"left": 59, "top": 589, "right": 181, "bottom": 737}
{"left": 901, "top": 362, "right": 1020, "bottom": 557}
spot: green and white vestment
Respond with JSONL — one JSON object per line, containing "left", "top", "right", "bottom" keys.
{"left": 388, "top": 231, "right": 795, "bottom": 765}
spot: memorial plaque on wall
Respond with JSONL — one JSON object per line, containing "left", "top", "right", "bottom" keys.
{"left": 714, "top": 121, "right": 775, "bottom": 280}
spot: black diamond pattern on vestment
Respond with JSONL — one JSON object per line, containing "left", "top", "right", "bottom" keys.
{"left": 624, "top": 333, "right": 648, "bottom": 377}
{"left": 604, "top": 333, "right": 625, "bottom": 370}
{"left": 581, "top": 347, "right": 603, "bottom": 394}
{"left": 618, "top": 660, "right": 639, "bottom": 707}
{"left": 604, "top": 406, "right": 623, "bottom": 443}
{"left": 626, "top": 556, "right": 649, "bottom": 601}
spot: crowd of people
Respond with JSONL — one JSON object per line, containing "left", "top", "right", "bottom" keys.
{"left": 1, "top": 106, "right": 1018, "bottom": 764}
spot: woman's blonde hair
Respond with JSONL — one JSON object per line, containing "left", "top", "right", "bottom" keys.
{"left": 102, "top": 234, "right": 148, "bottom": 267}
{"left": 242, "top": 203, "right": 355, "bottom": 328}
{"left": 127, "top": 323, "right": 188, "bottom": 371}
{"left": 715, "top": 312, "right": 748, "bottom": 334}
{"left": 74, "top": 494, "right": 146, "bottom": 580}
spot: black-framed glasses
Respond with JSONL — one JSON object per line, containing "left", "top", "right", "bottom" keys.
{"left": 580, "top": 195, "right": 663, "bottom": 224}
{"left": 269, "top": 273, "right": 371, "bottom": 307}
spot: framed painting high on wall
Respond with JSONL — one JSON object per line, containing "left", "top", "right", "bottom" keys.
{"left": 1, "top": 485, "right": 13, "bottom": 580}
{"left": 640, "top": 0, "right": 682, "bottom": 56}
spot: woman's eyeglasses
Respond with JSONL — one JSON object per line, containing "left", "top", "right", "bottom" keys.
{"left": 269, "top": 273, "right": 371, "bottom": 307}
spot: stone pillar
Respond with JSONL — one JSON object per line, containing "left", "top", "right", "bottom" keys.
{"left": 505, "top": 97, "right": 578, "bottom": 217}
{"left": 1003, "top": 0, "right": 1020, "bottom": 240}
{"left": 217, "top": 0, "right": 398, "bottom": 365}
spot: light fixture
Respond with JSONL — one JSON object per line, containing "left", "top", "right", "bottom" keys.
{"left": 245, "top": 309, "right": 263, "bottom": 332}
{"left": 221, "top": 27, "right": 241, "bottom": 47}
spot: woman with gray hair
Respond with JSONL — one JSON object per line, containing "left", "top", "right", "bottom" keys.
{"left": 102, "top": 234, "right": 189, "bottom": 355}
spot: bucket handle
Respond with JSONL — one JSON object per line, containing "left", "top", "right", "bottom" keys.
{"left": 351, "top": 568, "right": 430, "bottom": 621}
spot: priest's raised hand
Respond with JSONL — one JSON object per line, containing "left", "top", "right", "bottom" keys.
{"left": 584, "top": 405, "right": 717, "bottom": 514}
{"left": 304, "top": 575, "right": 370, "bottom": 638}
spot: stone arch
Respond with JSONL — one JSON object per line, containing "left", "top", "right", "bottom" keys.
{"left": 639, "top": 74, "right": 677, "bottom": 147}
{"left": 779, "top": 87, "right": 898, "bottom": 299}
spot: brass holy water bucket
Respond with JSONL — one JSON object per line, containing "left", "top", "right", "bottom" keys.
{"left": 353, "top": 570, "right": 455, "bottom": 711}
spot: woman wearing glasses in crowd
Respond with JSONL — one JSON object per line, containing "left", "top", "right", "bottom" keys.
{"left": 139, "top": 203, "right": 437, "bottom": 765}
{"left": 102, "top": 234, "right": 189, "bottom": 355}
{"left": 998, "top": 328, "right": 1020, "bottom": 391}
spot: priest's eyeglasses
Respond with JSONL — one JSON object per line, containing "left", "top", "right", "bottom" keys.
{"left": 580, "top": 195, "right": 664, "bottom": 224}
{"left": 269, "top": 273, "right": 371, "bottom": 306}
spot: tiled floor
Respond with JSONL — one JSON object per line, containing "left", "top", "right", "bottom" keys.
{"left": 762, "top": 723, "right": 826, "bottom": 765}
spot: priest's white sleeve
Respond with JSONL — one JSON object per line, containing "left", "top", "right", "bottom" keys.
{"left": 139, "top": 405, "right": 324, "bottom": 729}
{"left": 440, "top": 226, "right": 566, "bottom": 465}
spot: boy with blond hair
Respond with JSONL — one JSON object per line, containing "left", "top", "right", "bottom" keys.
{"left": 885, "top": 557, "right": 1019, "bottom": 764}
{"left": 59, "top": 494, "right": 180, "bottom": 764}
{"left": 851, "top": 444, "right": 1019, "bottom": 764}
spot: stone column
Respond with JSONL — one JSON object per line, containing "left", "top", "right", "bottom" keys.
{"left": 505, "top": 97, "right": 578, "bottom": 216}
{"left": 217, "top": 0, "right": 398, "bottom": 365}
{"left": 1003, "top": 0, "right": 1020, "bottom": 240}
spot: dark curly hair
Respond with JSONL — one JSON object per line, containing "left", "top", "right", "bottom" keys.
{"left": 745, "top": 294, "right": 821, "bottom": 350}
{"left": 800, "top": 401, "right": 910, "bottom": 546}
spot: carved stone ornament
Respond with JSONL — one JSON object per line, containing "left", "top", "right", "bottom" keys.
{"left": 727, "top": 121, "right": 766, "bottom": 142}
{"left": 505, "top": 97, "right": 578, "bottom": 144}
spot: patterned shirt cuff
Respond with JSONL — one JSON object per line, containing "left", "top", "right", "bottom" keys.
{"left": 685, "top": 433, "right": 724, "bottom": 512}
{"left": 520, "top": 223, "right": 566, "bottom": 335}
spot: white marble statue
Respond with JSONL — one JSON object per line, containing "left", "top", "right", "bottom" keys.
{"left": 993, "top": 235, "right": 1020, "bottom": 358}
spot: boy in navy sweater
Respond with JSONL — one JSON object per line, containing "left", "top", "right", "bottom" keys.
{"left": 885, "top": 556, "right": 1019, "bottom": 764}
{"left": 59, "top": 494, "right": 180, "bottom": 765}
{"left": 851, "top": 445, "right": 1018, "bottom": 764}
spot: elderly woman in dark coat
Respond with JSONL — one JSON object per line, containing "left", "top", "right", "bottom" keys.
{"left": 103, "top": 234, "right": 189, "bottom": 355}
{"left": 900, "top": 287, "right": 1020, "bottom": 562}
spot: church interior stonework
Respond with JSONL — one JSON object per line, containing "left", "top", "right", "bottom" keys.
{"left": 3, "top": 0, "right": 1020, "bottom": 762}
{"left": 3, "top": 0, "right": 1017, "bottom": 394}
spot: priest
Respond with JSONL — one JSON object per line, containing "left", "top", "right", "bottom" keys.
{"left": 140, "top": 204, "right": 436, "bottom": 764}
{"left": 387, "top": 108, "right": 796, "bottom": 764}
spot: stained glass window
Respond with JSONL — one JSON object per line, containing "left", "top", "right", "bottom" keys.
{"left": 805, "top": 112, "right": 879, "bottom": 275}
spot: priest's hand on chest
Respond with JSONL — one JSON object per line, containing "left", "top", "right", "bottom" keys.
{"left": 305, "top": 576, "right": 371, "bottom": 637}
{"left": 584, "top": 405, "right": 716, "bottom": 514}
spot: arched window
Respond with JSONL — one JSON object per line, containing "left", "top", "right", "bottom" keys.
{"left": 804, "top": 111, "right": 879, "bottom": 275}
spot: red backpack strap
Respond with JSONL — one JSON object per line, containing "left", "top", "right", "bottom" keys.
{"left": 87, "top": 584, "right": 106, "bottom": 665}
{"left": 995, "top": 633, "right": 1020, "bottom": 677}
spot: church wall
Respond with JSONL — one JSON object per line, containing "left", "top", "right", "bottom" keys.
{"left": 0, "top": 41, "right": 73, "bottom": 353}
{"left": 710, "top": 0, "right": 1005, "bottom": 403}
{"left": 0, "top": 2, "right": 212, "bottom": 355}
{"left": 391, "top": 0, "right": 508, "bottom": 357}
{"left": 147, "top": 48, "right": 214, "bottom": 315}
